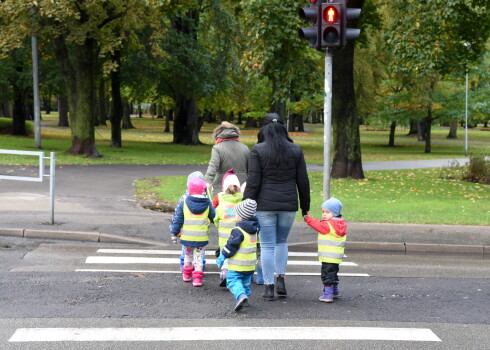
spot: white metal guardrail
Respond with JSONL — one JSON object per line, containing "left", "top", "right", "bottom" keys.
{"left": 0, "top": 149, "right": 56, "bottom": 224}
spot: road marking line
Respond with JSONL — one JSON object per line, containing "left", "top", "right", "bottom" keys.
{"left": 97, "top": 249, "right": 327, "bottom": 258}
{"left": 75, "top": 269, "right": 369, "bottom": 277}
{"left": 9, "top": 327, "right": 440, "bottom": 342}
{"left": 85, "top": 256, "right": 357, "bottom": 266}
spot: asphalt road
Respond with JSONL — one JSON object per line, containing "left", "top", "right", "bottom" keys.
{"left": 0, "top": 236, "right": 489, "bottom": 350}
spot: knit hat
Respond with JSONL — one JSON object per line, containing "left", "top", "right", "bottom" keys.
{"left": 188, "top": 178, "right": 207, "bottom": 195}
{"left": 235, "top": 199, "right": 257, "bottom": 220}
{"left": 187, "top": 171, "right": 204, "bottom": 185}
{"left": 322, "top": 197, "right": 343, "bottom": 217}
{"left": 222, "top": 169, "right": 241, "bottom": 192}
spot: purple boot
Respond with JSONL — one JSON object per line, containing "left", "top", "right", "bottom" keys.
{"left": 333, "top": 284, "right": 341, "bottom": 299}
{"left": 319, "top": 286, "right": 334, "bottom": 303}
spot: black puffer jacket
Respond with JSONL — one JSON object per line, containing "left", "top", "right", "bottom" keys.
{"left": 243, "top": 141, "right": 310, "bottom": 214}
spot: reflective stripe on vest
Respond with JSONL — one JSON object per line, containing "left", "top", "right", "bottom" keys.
{"left": 227, "top": 227, "right": 257, "bottom": 272}
{"left": 317, "top": 221, "right": 345, "bottom": 264}
{"left": 216, "top": 193, "right": 242, "bottom": 249}
{"left": 180, "top": 202, "right": 209, "bottom": 242}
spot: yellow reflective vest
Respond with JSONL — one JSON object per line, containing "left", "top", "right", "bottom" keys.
{"left": 215, "top": 192, "right": 243, "bottom": 249}
{"left": 227, "top": 226, "right": 257, "bottom": 272}
{"left": 318, "top": 221, "right": 346, "bottom": 264}
{"left": 180, "top": 202, "right": 210, "bottom": 243}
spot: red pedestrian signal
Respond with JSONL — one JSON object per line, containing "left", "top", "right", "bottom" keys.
{"left": 321, "top": 3, "right": 342, "bottom": 47}
{"left": 324, "top": 6, "right": 338, "bottom": 23}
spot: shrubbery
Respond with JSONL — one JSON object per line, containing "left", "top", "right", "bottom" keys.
{"left": 0, "top": 117, "right": 34, "bottom": 135}
{"left": 464, "top": 155, "right": 490, "bottom": 184}
{"left": 440, "top": 154, "right": 490, "bottom": 184}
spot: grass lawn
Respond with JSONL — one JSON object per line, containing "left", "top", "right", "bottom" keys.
{"left": 135, "top": 168, "right": 490, "bottom": 226}
{"left": 3, "top": 115, "right": 489, "bottom": 225}
{"left": 0, "top": 115, "right": 489, "bottom": 165}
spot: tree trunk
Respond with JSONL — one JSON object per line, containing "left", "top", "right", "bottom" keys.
{"left": 424, "top": 113, "right": 432, "bottom": 153}
{"left": 97, "top": 80, "right": 107, "bottom": 126}
{"left": 417, "top": 119, "right": 426, "bottom": 141}
{"left": 53, "top": 37, "right": 100, "bottom": 157}
{"left": 122, "top": 99, "right": 135, "bottom": 129}
{"left": 0, "top": 84, "right": 12, "bottom": 118}
{"left": 157, "top": 104, "right": 164, "bottom": 119}
{"left": 447, "top": 120, "right": 458, "bottom": 138}
{"left": 173, "top": 94, "right": 200, "bottom": 144}
{"left": 11, "top": 83, "right": 27, "bottom": 136}
{"left": 408, "top": 119, "right": 418, "bottom": 135}
{"left": 388, "top": 121, "right": 396, "bottom": 147}
{"left": 424, "top": 80, "right": 437, "bottom": 153}
{"left": 330, "top": 33, "right": 364, "bottom": 179}
{"left": 164, "top": 109, "right": 172, "bottom": 133}
{"left": 43, "top": 94, "right": 52, "bottom": 114}
{"left": 245, "top": 116, "right": 257, "bottom": 128}
{"left": 217, "top": 110, "right": 227, "bottom": 122}
{"left": 110, "top": 50, "right": 123, "bottom": 148}
{"left": 58, "top": 95, "right": 69, "bottom": 127}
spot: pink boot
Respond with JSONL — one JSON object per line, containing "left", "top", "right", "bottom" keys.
{"left": 182, "top": 266, "right": 193, "bottom": 282}
{"left": 192, "top": 271, "right": 204, "bottom": 287}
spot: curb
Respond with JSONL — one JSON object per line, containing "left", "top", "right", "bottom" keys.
{"left": 0, "top": 228, "right": 169, "bottom": 247}
{"left": 1, "top": 228, "right": 488, "bottom": 258}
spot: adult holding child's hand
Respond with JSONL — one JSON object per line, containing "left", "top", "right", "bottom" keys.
{"left": 243, "top": 113, "right": 310, "bottom": 301}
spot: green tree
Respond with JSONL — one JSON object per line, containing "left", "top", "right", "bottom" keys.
{"left": 385, "top": 0, "right": 490, "bottom": 153}
{"left": 0, "top": 1, "right": 148, "bottom": 156}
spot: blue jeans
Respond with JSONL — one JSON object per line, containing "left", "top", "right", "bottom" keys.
{"left": 226, "top": 270, "right": 253, "bottom": 300}
{"left": 256, "top": 211, "right": 296, "bottom": 285}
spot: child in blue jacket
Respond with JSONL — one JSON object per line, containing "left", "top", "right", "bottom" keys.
{"left": 169, "top": 171, "right": 209, "bottom": 271}
{"left": 171, "top": 177, "right": 215, "bottom": 287}
{"left": 216, "top": 199, "right": 259, "bottom": 312}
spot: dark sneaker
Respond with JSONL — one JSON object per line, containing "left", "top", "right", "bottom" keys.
{"left": 276, "top": 276, "right": 287, "bottom": 297}
{"left": 262, "top": 284, "right": 275, "bottom": 301}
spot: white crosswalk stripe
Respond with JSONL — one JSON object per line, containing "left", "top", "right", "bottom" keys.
{"left": 9, "top": 326, "right": 441, "bottom": 342}
{"left": 76, "top": 248, "right": 369, "bottom": 277}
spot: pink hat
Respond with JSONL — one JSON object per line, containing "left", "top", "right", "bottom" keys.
{"left": 188, "top": 178, "right": 207, "bottom": 195}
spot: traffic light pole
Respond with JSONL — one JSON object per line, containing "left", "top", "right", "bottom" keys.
{"left": 323, "top": 49, "right": 333, "bottom": 201}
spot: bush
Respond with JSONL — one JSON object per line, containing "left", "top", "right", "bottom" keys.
{"left": 464, "top": 155, "right": 490, "bottom": 184}
{"left": 0, "top": 117, "right": 34, "bottom": 135}
{"left": 439, "top": 159, "right": 465, "bottom": 180}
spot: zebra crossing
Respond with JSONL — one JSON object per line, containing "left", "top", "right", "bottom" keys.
{"left": 76, "top": 248, "right": 369, "bottom": 277}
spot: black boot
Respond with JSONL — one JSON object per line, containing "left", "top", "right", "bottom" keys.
{"left": 276, "top": 276, "right": 287, "bottom": 298}
{"left": 262, "top": 284, "right": 275, "bottom": 301}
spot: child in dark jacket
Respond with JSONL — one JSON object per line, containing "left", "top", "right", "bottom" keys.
{"left": 171, "top": 177, "right": 215, "bottom": 287}
{"left": 169, "top": 171, "right": 208, "bottom": 272}
{"left": 216, "top": 199, "right": 259, "bottom": 312}
{"left": 304, "top": 197, "right": 347, "bottom": 303}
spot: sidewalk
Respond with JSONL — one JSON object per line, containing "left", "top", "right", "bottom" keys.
{"left": 1, "top": 162, "right": 489, "bottom": 256}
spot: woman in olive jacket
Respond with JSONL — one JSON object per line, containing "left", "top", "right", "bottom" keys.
{"left": 243, "top": 113, "right": 310, "bottom": 300}
{"left": 204, "top": 122, "right": 250, "bottom": 197}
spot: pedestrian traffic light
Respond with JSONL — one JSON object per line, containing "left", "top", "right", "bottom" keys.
{"left": 298, "top": 0, "right": 320, "bottom": 48}
{"left": 341, "top": 1, "right": 361, "bottom": 46}
{"left": 320, "top": 2, "right": 342, "bottom": 48}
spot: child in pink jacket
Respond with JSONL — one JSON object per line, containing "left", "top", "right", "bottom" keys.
{"left": 304, "top": 197, "right": 347, "bottom": 303}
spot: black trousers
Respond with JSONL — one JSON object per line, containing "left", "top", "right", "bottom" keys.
{"left": 321, "top": 262, "right": 340, "bottom": 286}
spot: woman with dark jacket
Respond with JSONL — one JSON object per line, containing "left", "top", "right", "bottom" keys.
{"left": 243, "top": 113, "right": 310, "bottom": 300}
